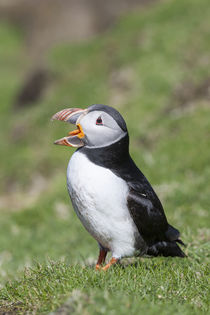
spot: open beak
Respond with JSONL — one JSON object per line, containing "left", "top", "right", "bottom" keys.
{"left": 51, "top": 108, "right": 87, "bottom": 147}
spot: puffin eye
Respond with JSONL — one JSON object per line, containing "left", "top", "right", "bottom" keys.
{"left": 96, "top": 116, "right": 103, "bottom": 125}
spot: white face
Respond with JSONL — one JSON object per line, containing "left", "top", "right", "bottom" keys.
{"left": 78, "top": 110, "right": 127, "bottom": 148}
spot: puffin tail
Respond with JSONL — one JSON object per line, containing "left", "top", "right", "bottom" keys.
{"left": 147, "top": 240, "right": 186, "bottom": 258}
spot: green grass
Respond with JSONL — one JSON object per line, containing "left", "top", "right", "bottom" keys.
{"left": 0, "top": 0, "right": 210, "bottom": 313}
{"left": 1, "top": 258, "right": 209, "bottom": 314}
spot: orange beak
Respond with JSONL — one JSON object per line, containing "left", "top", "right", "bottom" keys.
{"left": 51, "top": 108, "right": 87, "bottom": 147}
{"left": 68, "top": 123, "right": 85, "bottom": 139}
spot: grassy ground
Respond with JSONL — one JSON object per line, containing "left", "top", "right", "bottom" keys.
{"left": 0, "top": 0, "right": 209, "bottom": 313}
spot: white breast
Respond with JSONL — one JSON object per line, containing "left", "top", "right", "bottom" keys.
{"left": 67, "top": 150, "right": 145, "bottom": 259}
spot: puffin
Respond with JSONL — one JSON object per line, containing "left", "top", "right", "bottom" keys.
{"left": 51, "top": 104, "right": 185, "bottom": 270}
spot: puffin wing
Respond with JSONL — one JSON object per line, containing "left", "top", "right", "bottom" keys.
{"left": 127, "top": 180, "right": 169, "bottom": 244}
{"left": 116, "top": 156, "right": 180, "bottom": 245}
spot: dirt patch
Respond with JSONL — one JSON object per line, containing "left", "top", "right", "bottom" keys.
{"left": 109, "top": 67, "right": 136, "bottom": 106}
{"left": 0, "top": 302, "right": 29, "bottom": 315}
{"left": 0, "top": 174, "right": 48, "bottom": 212}
{"left": 14, "top": 69, "right": 51, "bottom": 109}
{"left": 165, "top": 78, "right": 210, "bottom": 115}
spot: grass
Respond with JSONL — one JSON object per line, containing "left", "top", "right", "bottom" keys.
{"left": 1, "top": 257, "right": 209, "bottom": 314}
{"left": 0, "top": 0, "right": 209, "bottom": 313}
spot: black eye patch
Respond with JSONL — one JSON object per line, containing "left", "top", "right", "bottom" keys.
{"left": 96, "top": 116, "right": 103, "bottom": 125}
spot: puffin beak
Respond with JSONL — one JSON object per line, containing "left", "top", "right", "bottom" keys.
{"left": 51, "top": 108, "right": 87, "bottom": 147}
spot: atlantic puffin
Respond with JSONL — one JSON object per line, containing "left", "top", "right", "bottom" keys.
{"left": 52, "top": 104, "right": 185, "bottom": 270}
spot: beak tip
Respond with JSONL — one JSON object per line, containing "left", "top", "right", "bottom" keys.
{"left": 51, "top": 113, "right": 59, "bottom": 121}
{"left": 54, "top": 138, "right": 63, "bottom": 145}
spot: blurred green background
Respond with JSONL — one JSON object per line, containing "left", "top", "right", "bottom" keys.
{"left": 0, "top": 0, "right": 209, "bottom": 313}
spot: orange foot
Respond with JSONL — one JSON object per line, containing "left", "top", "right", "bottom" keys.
{"left": 95, "top": 264, "right": 102, "bottom": 271}
{"left": 102, "top": 257, "right": 118, "bottom": 271}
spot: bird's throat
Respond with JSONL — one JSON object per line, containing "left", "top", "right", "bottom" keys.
{"left": 79, "top": 134, "right": 130, "bottom": 169}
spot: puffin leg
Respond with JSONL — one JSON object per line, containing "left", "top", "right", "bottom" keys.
{"left": 95, "top": 249, "right": 107, "bottom": 270}
{"left": 102, "top": 257, "right": 118, "bottom": 271}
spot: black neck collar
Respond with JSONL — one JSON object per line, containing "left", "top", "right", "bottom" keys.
{"left": 79, "top": 134, "right": 130, "bottom": 169}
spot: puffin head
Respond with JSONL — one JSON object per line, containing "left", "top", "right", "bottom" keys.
{"left": 51, "top": 104, "right": 128, "bottom": 149}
